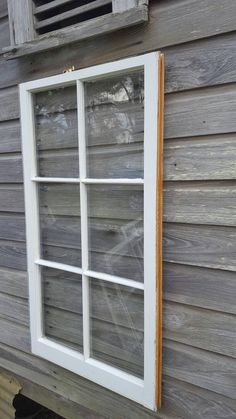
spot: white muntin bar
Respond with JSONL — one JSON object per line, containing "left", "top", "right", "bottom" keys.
{"left": 35, "top": 259, "right": 83, "bottom": 275}
{"left": 85, "top": 270, "right": 144, "bottom": 290}
{"left": 82, "top": 178, "right": 144, "bottom": 185}
{"left": 77, "top": 79, "right": 90, "bottom": 360}
{"left": 32, "top": 177, "right": 81, "bottom": 183}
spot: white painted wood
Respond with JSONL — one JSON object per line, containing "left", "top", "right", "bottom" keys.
{"left": 77, "top": 79, "right": 90, "bottom": 360}
{"left": 35, "top": 259, "right": 82, "bottom": 275}
{"left": 32, "top": 177, "right": 80, "bottom": 183}
{"left": 19, "top": 85, "right": 42, "bottom": 346}
{"left": 83, "top": 178, "right": 144, "bottom": 184}
{"left": 143, "top": 52, "right": 159, "bottom": 409}
{"left": 20, "top": 52, "right": 160, "bottom": 410}
{"left": 85, "top": 270, "right": 144, "bottom": 290}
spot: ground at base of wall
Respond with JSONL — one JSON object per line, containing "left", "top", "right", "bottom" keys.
{"left": 14, "top": 394, "right": 65, "bottom": 419}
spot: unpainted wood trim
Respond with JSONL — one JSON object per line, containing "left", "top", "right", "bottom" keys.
{"left": 3, "top": 6, "right": 148, "bottom": 59}
{"left": 156, "top": 53, "right": 164, "bottom": 409}
{"left": 7, "top": 0, "right": 35, "bottom": 45}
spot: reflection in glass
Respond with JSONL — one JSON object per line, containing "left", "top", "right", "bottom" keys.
{"left": 39, "top": 183, "right": 81, "bottom": 267}
{"left": 85, "top": 70, "right": 144, "bottom": 178}
{"left": 87, "top": 185, "right": 143, "bottom": 281}
{"left": 42, "top": 267, "right": 83, "bottom": 351}
{"left": 34, "top": 85, "right": 79, "bottom": 178}
{"left": 90, "top": 279, "right": 144, "bottom": 377}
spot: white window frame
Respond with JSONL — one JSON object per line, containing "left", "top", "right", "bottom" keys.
{"left": 20, "top": 52, "right": 160, "bottom": 410}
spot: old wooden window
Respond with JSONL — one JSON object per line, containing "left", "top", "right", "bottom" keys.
{"left": 4, "top": 0, "right": 149, "bottom": 59}
{"left": 20, "top": 52, "right": 163, "bottom": 410}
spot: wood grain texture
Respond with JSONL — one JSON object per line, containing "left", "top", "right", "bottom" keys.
{"left": 163, "top": 302, "right": 236, "bottom": 358}
{"left": 161, "top": 377, "right": 236, "bottom": 419}
{"left": 165, "top": 84, "right": 236, "bottom": 139}
{"left": 0, "top": 17, "right": 10, "bottom": 51}
{"left": 164, "top": 134, "right": 236, "bottom": 181}
{"left": 0, "top": 267, "right": 27, "bottom": 299}
{"left": 4, "top": 7, "right": 148, "bottom": 58}
{"left": 0, "top": 29, "right": 235, "bottom": 93}
{"left": 0, "top": 185, "right": 24, "bottom": 213}
{"left": 163, "top": 223, "right": 236, "bottom": 272}
{"left": 163, "top": 181, "right": 236, "bottom": 226}
{"left": 163, "top": 262, "right": 236, "bottom": 315}
{"left": 163, "top": 340, "right": 236, "bottom": 400}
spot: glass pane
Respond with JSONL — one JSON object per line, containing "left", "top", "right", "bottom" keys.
{"left": 87, "top": 185, "right": 143, "bottom": 281}
{"left": 34, "top": 85, "right": 79, "bottom": 178}
{"left": 42, "top": 267, "right": 83, "bottom": 351}
{"left": 39, "top": 183, "right": 81, "bottom": 267}
{"left": 85, "top": 70, "right": 144, "bottom": 178}
{"left": 90, "top": 279, "right": 144, "bottom": 378}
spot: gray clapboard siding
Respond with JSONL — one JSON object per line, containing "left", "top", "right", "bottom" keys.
{"left": 0, "top": 318, "right": 29, "bottom": 352}
{"left": 163, "top": 223, "right": 236, "bottom": 272}
{"left": 0, "top": 293, "right": 28, "bottom": 326}
{"left": 0, "top": 240, "right": 26, "bottom": 271}
{"left": 163, "top": 302, "right": 236, "bottom": 358}
{"left": 165, "top": 31, "right": 236, "bottom": 93}
{"left": 0, "top": 267, "right": 27, "bottom": 299}
{"left": 0, "top": 214, "right": 25, "bottom": 242}
{"left": 0, "top": 121, "right": 21, "bottom": 153}
{"left": 3, "top": 83, "right": 236, "bottom": 140}
{"left": 161, "top": 377, "right": 236, "bottom": 419}
{"left": 164, "top": 134, "right": 236, "bottom": 181}
{"left": 165, "top": 84, "right": 236, "bottom": 139}
{"left": 0, "top": 30, "right": 235, "bottom": 94}
{"left": 0, "top": 154, "right": 22, "bottom": 182}
{"left": 0, "top": 185, "right": 24, "bottom": 212}
{"left": 163, "top": 340, "right": 236, "bottom": 400}
{"left": 163, "top": 181, "right": 236, "bottom": 226}
{"left": 0, "top": 86, "right": 18, "bottom": 122}
{"left": 163, "top": 262, "right": 236, "bottom": 315}
{"left": 0, "top": 339, "right": 236, "bottom": 419}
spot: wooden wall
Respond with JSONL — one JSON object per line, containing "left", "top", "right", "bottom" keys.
{"left": 0, "top": 0, "right": 235, "bottom": 417}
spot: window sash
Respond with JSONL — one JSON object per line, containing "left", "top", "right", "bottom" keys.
{"left": 20, "top": 52, "right": 160, "bottom": 410}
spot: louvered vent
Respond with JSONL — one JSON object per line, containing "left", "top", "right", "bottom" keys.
{"left": 33, "top": 0, "right": 113, "bottom": 35}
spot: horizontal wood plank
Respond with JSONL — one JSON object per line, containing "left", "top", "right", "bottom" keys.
{"left": 0, "top": 29, "right": 235, "bottom": 93}
{"left": 161, "top": 376, "right": 236, "bottom": 419}
{"left": 163, "top": 262, "right": 236, "bottom": 315}
{"left": 0, "top": 185, "right": 24, "bottom": 213}
{"left": 163, "top": 181, "right": 236, "bottom": 226}
{"left": 0, "top": 267, "right": 27, "bottom": 299}
{"left": 163, "top": 223, "right": 236, "bottom": 272}
{"left": 164, "top": 134, "right": 236, "bottom": 181}
{"left": 164, "top": 302, "right": 236, "bottom": 358}
{"left": 165, "top": 84, "right": 236, "bottom": 139}
{"left": 163, "top": 340, "right": 236, "bottom": 399}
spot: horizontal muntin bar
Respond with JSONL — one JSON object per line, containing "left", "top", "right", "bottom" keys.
{"left": 85, "top": 270, "right": 144, "bottom": 290}
{"left": 32, "top": 177, "right": 81, "bottom": 183}
{"left": 32, "top": 177, "right": 144, "bottom": 185}
{"left": 35, "top": 259, "right": 83, "bottom": 275}
{"left": 83, "top": 178, "right": 144, "bottom": 185}
{"left": 35, "top": 260, "right": 144, "bottom": 289}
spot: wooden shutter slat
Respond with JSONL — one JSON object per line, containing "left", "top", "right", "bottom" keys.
{"left": 34, "top": 0, "right": 76, "bottom": 16}
{"left": 35, "top": 0, "right": 112, "bottom": 31}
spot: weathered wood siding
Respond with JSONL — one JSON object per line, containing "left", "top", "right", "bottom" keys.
{"left": 0, "top": 0, "right": 235, "bottom": 417}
